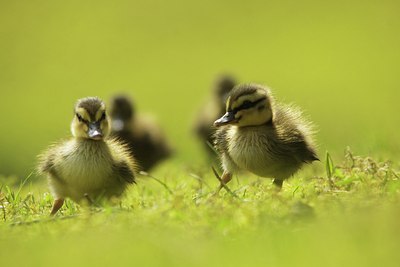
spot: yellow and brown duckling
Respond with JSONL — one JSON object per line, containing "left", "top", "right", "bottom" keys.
{"left": 214, "top": 84, "right": 318, "bottom": 190}
{"left": 109, "top": 95, "right": 172, "bottom": 172}
{"left": 194, "top": 75, "right": 237, "bottom": 159}
{"left": 38, "top": 97, "right": 136, "bottom": 215}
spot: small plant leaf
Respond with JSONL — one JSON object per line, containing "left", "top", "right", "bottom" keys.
{"left": 326, "top": 151, "right": 334, "bottom": 179}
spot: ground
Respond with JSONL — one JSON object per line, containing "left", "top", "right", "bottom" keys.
{"left": 1, "top": 149, "right": 400, "bottom": 266}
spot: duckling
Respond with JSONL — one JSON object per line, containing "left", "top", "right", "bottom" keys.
{"left": 109, "top": 95, "right": 172, "bottom": 172}
{"left": 194, "top": 75, "right": 236, "bottom": 159}
{"left": 213, "top": 84, "right": 318, "bottom": 190}
{"left": 38, "top": 97, "right": 136, "bottom": 215}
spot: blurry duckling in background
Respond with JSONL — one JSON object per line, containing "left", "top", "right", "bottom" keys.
{"left": 38, "top": 97, "right": 136, "bottom": 215}
{"left": 193, "top": 75, "right": 237, "bottom": 159}
{"left": 214, "top": 84, "right": 318, "bottom": 191}
{"left": 109, "top": 95, "right": 172, "bottom": 172}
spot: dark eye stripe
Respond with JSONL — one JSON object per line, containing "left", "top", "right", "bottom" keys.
{"left": 232, "top": 97, "right": 266, "bottom": 112}
{"left": 76, "top": 113, "right": 88, "bottom": 124}
{"left": 100, "top": 112, "right": 106, "bottom": 121}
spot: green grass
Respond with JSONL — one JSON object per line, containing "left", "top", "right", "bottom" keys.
{"left": 1, "top": 0, "right": 400, "bottom": 266}
{"left": 1, "top": 149, "right": 400, "bottom": 266}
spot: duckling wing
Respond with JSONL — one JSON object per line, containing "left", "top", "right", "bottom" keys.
{"left": 112, "top": 161, "right": 135, "bottom": 184}
{"left": 38, "top": 151, "right": 55, "bottom": 174}
{"left": 37, "top": 144, "right": 63, "bottom": 182}
{"left": 282, "top": 139, "right": 319, "bottom": 163}
{"left": 107, "top": 138, "right": 137, "bottom": 183}
{"left": 273, "top": 103, "right": 319, "bottom": 163}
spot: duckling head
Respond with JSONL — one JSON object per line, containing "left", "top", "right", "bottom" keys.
{"left": 214, "top": 84, "right": 273, "bottom": 127}
{"left": 109, "top": 95, "right": 135, "bottom": 131}
{"left": 71, "top": 97, "right": 110, "bottom": 140}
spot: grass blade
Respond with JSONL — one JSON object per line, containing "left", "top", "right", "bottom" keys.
{"left": 325, "top": 151, "right": 334, "bottom": 179}
{"left": 140, "top": 171, "right": 174, "bottom": 195}
{"left": 211, "top": 166, "right": 239, "bottom": 199}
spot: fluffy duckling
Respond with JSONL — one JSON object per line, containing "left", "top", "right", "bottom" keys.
{"left": 214, "top": 84, "right": 318, "bottom": 190}
{"left": 194, "top": 75, "right": 237, "bottom": 159}
{"left": 109, "top": 95, "right": 172, "bottom": 172}
{"left": 38, "top": 97, "right": 136, "bottom": 215}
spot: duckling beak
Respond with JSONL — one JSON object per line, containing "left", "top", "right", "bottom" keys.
{"left": 214, "top": 111, "right": 237, "bottom": 127}
{"left": 88, "top": 122, "right": 103, "bottom": 140}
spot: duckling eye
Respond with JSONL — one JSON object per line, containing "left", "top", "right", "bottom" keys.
{"left": 100, "top": 112, "right": 106, "bottom": 121}
{"left": 237, "top": 100, "right": 253, "bottom": 110}
{"left": 234, "top": 97, "right": 266, "bottom": 112}
{"left": 76, "top": 113, "right": 86, "bottom": 123}
{"left": 242, "top": 100, "right": 252, "bottom": 107}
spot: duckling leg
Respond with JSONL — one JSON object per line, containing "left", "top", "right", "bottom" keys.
{"left": 273, "top": 179, "right": 283, "bottom": 189}
{"left": 50, "top": 199, "right": 64, "bottom": 216}
{"left": 218, "top": 171, "right": 233, "bottom": 192}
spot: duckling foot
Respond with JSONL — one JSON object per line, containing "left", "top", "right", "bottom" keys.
{"left": 211, "top": 167, "right": 236, "bottom": 197}
{"left": 273, "top": 179, "right": 283, "bottom": 189}
{"left": 50, "top": 199, "right": 64, "bottom": 216}
{"left": 218, "top": 172, "right": 233, "bottom": 192}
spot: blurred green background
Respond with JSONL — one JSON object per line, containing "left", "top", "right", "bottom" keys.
{"left": 1, "top": 0, "right": 399, "bottom": 177}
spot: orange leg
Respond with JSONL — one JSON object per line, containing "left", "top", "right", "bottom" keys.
{"left": 50, "top": 199, "right": 64, "bottom": 216}
{"left": 218, "top": 172, "right": 233, "bottom": 192}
